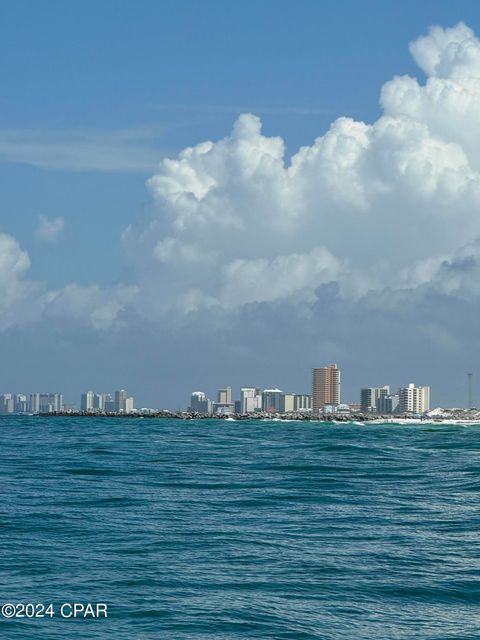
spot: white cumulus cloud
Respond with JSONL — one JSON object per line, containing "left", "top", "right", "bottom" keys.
{"left": 127, "top": 22, "right": 480, "bottom": 318}
{"left": 0, "top": 232, "right": 136, "bottom": 332}
{"left": 0, "top": 233, "right": 40, "bottom": 330}
{"left": 219, "top": 247, "right": 342, "bottom": 308}
{"left": 0, "top": 233, "right": 31, "bottom": 303}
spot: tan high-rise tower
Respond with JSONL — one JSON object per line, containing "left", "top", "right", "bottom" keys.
{"left": 312, "top": 364, "right": 340, "bottom": 412}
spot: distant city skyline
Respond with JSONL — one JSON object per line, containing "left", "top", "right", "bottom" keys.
{"left": 0, "top": 373, "right": 445, "bottom": 415}
{"left": 0, "top": 388, "right": 134, "bottom": 415}
{"left": 0, "top": 373, "right": 432, "bottom": 415}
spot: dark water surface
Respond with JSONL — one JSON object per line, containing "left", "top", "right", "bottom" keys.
{"left": 1, "top": 416, "right": 480, "bottom": 639}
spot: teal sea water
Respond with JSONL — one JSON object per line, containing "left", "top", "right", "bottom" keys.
{"left": 1, "top": 416, "right": 480, "bottom": 639}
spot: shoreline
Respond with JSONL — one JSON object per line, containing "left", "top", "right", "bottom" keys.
{"left": 3, "top": 411, "right": 479, "bottom": 425}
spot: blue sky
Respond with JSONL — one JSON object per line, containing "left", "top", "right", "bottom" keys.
{"left": 2, "top": 1, "right": 480, "bottom": 407}
{"left": 2, "top": 0, "right": 478, "bottom": 287}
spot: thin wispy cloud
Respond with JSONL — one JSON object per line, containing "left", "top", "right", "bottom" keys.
{"left": 0, "top": 126, "right": 167, "bottom": 173}
{"left": 36, "top": 215, "right": 65, "bottom": 243}
{"left": 149, "top": 103, "right": 337, "bottom": 116}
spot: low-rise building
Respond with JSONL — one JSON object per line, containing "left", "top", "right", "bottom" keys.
{"left": 377, "top": 394, "right": 399, "bottom": 414}
{"left": 212, "top": 402, "right": 235, "bottom": 415}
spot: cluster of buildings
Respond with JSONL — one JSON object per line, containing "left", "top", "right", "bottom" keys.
{"left": 189, "top": 387, "right": 312, "bottom": 415}
{"left": 0, "top": 388, "right": 135, "bottom": 415}
{"left": 80, "top": 389, "right": 135, "bottom": 413}
{"left": 189, "top": 364, "right": 431, "bottom": 416}
{"left": 360, "top": 383, "right": 430, "bottom": 414}
{"left": 0, "top": 392, "right": 63, "bottom": 415}
{"left": 0, "top": 366, "right": 432, "bottom": 417}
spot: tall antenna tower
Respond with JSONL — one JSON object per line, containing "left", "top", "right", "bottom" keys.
{"left": 468, "top": 372, "right": 473, "bottom": 409}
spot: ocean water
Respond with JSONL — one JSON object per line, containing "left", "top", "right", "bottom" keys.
{"left": 1, "top": 416, "right": 480, "bottom": 639}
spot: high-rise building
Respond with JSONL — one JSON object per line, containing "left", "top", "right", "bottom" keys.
{"left": 115, "top": 389, "right": 127, "bottom": 412}
{"left": 217, "top": 387, "right": 232, "bottom": 404}
{"left": 54, "top": 393, "right": 63, "bottom": 412}
{"left": 81, "top": 390, "right": 94, "bottom": 412}
{"left": 189, "top": 391, "right": 211, "bottom": 413}
{"left": 360, "top": 386, "right": 390, "bottom": 413}
{"left": 124, "top": 397, "right": 134, "bottom": 413}
{"left": 312, "top": 364, "right": 340, "bottom": 412}
{"left": 0, "top": 394, "right": 14, "bottom": 414}
{"left": 14, "top": 394, "right": 28, "bottom": 413}
{"left": 240, "top": 388, "right": 262, "bottom": 413}
{"left": 104, "top": 394, "right": 115, "bottom": 412}
{"left": 398, "top": 384, "right": 430, "bottom": 414}
{"left": 360, "top": 388, "right": 374, "bottom": 413}
{"left": 39, "top": 395, "right": 51, "bottom": 413}
{"left": 39, "top": 393, "right": 63, "bottom": 413}
{"left": 94, "top": 394, "right": 105, "bottom": 411}
{"left": 29, "top": 393, "right": 40, "bottom": 414}
{"left": 262, "top": 389, "right": 284, "bottom": 412}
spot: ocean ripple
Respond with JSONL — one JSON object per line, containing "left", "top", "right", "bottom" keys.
{"left": 0, "top": 417, "right": 479, "bottom": 638}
